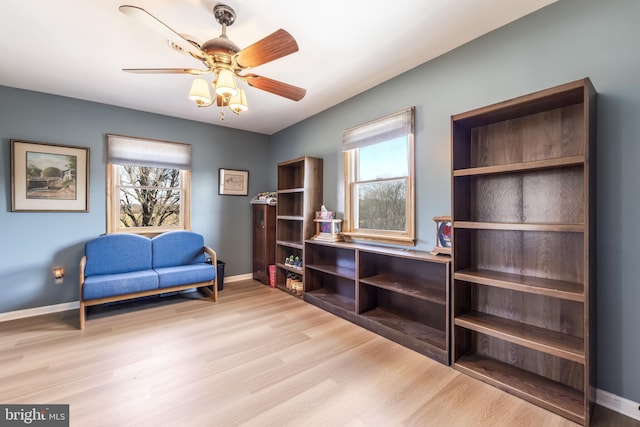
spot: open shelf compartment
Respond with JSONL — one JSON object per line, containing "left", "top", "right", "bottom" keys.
{"left": 359, "top": 284, "right": 446, "bottom": 349}
{"left": 276, "top": 218, "right": 303, "bottom": 244}
{"left": 359, "top": 251, "right": 448, "bottom": 305}
{"left": 454, "top": 338, "right": 586, "bottom": 425}
{"left": 452, "top": 91, "right": 586, "bottom": 172}
{"left": 453, "top": 166, "right": 585, "bottom": 225}
{"left": 455, "top": 311, "right": 584, "bottom": 363}
{"left": 453, "top": 228, "right": 585, "bottom": 285}
{"left": 304, "top": 269, "right": 356, "bottom": 313}
{"left": 277, "top": 191, "right": 304, "bottom": 217}
{"left": 277, "top": 158, "right": 306, "bottom": 191}
{"left": 305, "top": 241, "right": 356, "bottom": 280}
{"left": 453, "top": 280, "right": 585, "bottom": 356}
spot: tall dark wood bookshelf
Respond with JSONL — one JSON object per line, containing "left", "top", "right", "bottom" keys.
{"left": 451, "top": 78, "right": 596, "bottom": 425}
{"left": 275, "top": 156, "right": 323, "bottom": 294}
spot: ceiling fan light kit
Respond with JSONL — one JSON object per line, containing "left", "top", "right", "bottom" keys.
{"left": 119, "top": 3, "right": 306, "bottom": 119}
{"left": 188, "top": 78, "right": 213, "bottom": 106}
{"left": 229, "top": 89, "right": 248, "bottom": 113}
{"left": 189, "top": 74, "right": 248, "bottom": 114}
{"left": 214, "top": 69, "right": 238, "bottom": 98}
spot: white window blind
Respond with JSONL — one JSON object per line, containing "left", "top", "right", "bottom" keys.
{"left": 342, "top": 107, "right": 414, "bottom": 151}
{"left": 107, "top": 134, "right": 192, "bottom": 170}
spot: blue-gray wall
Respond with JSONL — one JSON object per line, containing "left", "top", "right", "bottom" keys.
{"left": 268, "top": 0, "right": 640, "bottom": 404}
{"left": 0, "top": 86, "right": 270, "bottom": 312}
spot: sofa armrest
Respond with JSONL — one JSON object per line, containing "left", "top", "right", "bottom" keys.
{"left": 204, "top": 246, "right": 218, "bottom": 302}
{"left": 79, "top": 255, "right": 87, "bottom": 330}
{"left": 79, "top": 255, "right": 86, "bottom": 294}
{"left": 204, "top": 246, "right": 217, "bottom": 265}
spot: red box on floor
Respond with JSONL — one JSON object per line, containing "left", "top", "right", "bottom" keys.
{"left": 268, "top": 265, "right": 276, "bottom": 288}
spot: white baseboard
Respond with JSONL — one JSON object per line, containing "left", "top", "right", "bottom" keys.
{"left": 224, "top": 273, "right": 253, "bottom": 283}
{"left": 0, "top": 301, "right": 80, "bottom": 323}
{"left": 0, "top": 274, "right": 253, "bottom": 323}
{"left": 597, "top": 388, "right": 640, "bottom": 421}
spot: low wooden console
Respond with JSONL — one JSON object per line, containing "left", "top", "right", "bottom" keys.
{"left": 303, "top": 240, "right": 451, "bottom": 364}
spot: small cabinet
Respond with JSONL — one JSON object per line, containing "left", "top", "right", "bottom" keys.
{"left": 304, "top": 240, "right": 450, "bottom": 364}
{"left": 252, "top": 204, "right": 275, "bottom": 285}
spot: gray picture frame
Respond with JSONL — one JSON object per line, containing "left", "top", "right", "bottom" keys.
{"left": 11, "top": 139, "right": 89, "bottom": 212}
{"left": 218, "top": 168, "right": 249, "bottom": 196}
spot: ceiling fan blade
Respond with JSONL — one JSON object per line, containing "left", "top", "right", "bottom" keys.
{"left": 124, "top": 68, "right": 213, "bottom": 75}
{"left": 119, "top": 5, "right": 205, "bottom": 60}
{"left": 244, "top": 74, "right": 306, "bottom": 101}
{"left": 235, "top": 29, "right": 299, "bottom": 68}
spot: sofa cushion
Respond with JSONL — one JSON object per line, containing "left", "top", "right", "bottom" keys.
{"left": 151, "top": 231, "right": 206, "bottom": 268}
{"left": 84, "top": 233, "right": 152, "bottom": 276}
{"left": 155, "top": 264, "right": 216, "bottom": 289}
{"left": 82, "top": 270, "right": 159, "bottom": 300}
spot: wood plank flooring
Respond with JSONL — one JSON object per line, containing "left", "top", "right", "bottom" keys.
{"left": 0, "top": 280, "right": 636, "bottom": 426}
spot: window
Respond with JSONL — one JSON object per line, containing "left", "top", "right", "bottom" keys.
{"left": 106, "top": 135, "right": 191, "bottom": 234}
{"left": 343, "top": 107, "right": 415, "bottom": 246}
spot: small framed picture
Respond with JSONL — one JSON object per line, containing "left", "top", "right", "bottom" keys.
{"left": 218, "top": 168, "right": 249, "bottom": 195}
{"left": 11, "top": 140, "right": 90, "bottom": 212}
{"left": 432, "top": 216, "right": 452, "bottom": 255}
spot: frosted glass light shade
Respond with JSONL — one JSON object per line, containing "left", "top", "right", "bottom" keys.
{"left": 229, "top": 89, "right": 248, "bottom": 113}
{"left": 189, "top": 78, "right": 212, "bottom": 105}
{"left": 215, "top": 69, "right": 238, "bottom": 98}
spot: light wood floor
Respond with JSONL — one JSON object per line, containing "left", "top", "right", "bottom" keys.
{"left": 0, "top": 280, "right": 637, "bottom": 427}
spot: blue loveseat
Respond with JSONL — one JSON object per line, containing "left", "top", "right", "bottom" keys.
{"left": 79, "top": 231, "right": 218, "bottom": 329}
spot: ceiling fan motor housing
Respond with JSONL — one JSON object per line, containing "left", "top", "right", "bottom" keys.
{"left": 201, "top": 37, "right": 240, "bottom": 61}
{"left": 202, "top": 4, "right": 240, "bottom": 64}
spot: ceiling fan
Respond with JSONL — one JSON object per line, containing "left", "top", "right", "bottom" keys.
{"left": 119, "top": 3, "right": 306, "bottom": 117}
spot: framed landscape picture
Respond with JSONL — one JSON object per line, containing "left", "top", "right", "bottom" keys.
{"left": 218, "top": 168, "right": 248, "bottom": 195}
{"left": 11, "top": 140, "right": 89, "bottom": 212}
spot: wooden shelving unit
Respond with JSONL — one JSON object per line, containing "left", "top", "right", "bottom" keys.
{"left": 451, "top": 78, "right": 596, "bottom": 425}
{"left": 304, "top": 240, "right": 451, "bottom": 364}
{"left": 275, "top": 156, "right": 323, "bottom": 294}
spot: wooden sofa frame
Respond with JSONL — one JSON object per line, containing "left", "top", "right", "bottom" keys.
{"left": 79, "top": 247, "right": 217, "bottom": 330}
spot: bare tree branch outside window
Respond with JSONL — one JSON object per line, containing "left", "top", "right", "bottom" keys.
{"left": 118, "top": 165, "right": 181, "bottom": 228}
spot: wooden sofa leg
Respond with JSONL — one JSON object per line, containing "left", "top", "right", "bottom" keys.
{"left": 79, "top": 302, "right": 85, "bottom": 330}
{"left": 199, "top": 282, "right": 217, "bottom": 302}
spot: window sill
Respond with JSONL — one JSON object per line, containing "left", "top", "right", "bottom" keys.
{"left": 342, "top": 231, "right": 415, "bottom": 247}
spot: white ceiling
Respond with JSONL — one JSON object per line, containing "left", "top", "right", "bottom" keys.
{"left": 0, "top": 0, "right": 555, "bottom": 135}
